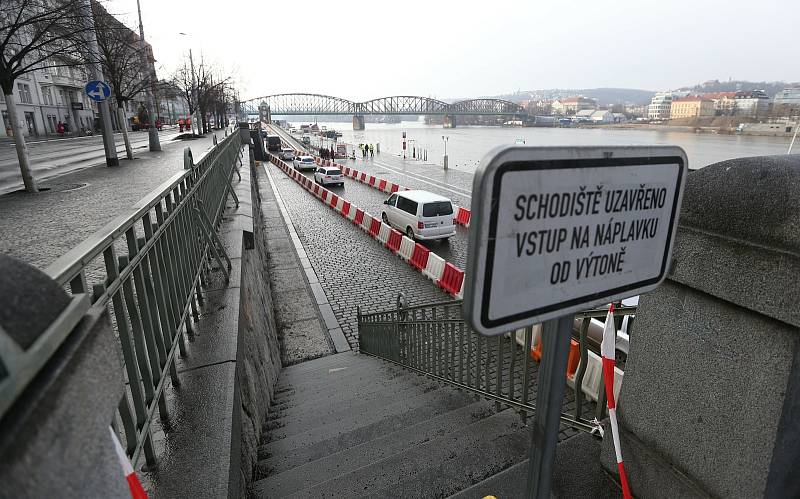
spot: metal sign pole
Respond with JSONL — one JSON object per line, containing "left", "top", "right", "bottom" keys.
{"left": 525, "top": 315, "right": 573, "bottom": 499}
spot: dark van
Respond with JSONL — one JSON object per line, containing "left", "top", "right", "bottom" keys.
{"left": 266, "top": 135, "right": 282, "bottom": 152}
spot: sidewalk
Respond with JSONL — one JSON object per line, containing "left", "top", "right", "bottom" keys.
{"left": 0, "top": 129, "right": 183, "bottom": 194}
{"left": 0, "top": 131, "right": 224, "bottom": 271}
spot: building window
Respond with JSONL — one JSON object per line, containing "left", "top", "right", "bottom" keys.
{"left": 17, "top": 83, "right": 32, "bottom": 104}
{"left": 41, "top": 86, "right": 53, "bottom": 105}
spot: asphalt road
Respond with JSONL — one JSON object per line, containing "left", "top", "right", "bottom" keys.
{"left": 0, "top": 129, "right": 180, "bottom": 194}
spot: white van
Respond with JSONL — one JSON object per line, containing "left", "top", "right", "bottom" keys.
{"left": 382, "top": 190, "right": 456, "bottom": 241}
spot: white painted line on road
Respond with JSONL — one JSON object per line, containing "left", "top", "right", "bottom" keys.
{"left": 369, "top": 159, "right": 472, "bottom": 199}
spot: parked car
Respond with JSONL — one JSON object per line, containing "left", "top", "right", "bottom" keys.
{"left": 382, "top": 190, "right": 455, "bottom": 241}
{"left": 280, "top": 148, "right": 295, "bottom": 161}
{"left": 314, "top": 166, "right": 344, "bottom": 187}
{"left": 293, "top": 155, "right": 317, "bottom": 171}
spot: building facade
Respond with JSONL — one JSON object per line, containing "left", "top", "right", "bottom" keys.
{"left": 772, "top": 87, "right": 800, "bottom": 116}
{"left": 1, "top": 1, "right": 158, "bottom": 138}
{"left": 733, "top": 90, "right": 770, "bottom": 118}
{"left": 647, "top": 92, "right": 673, "bottom": 120}
{"left": 670, "top": 96, "right": 715, "bottom": 119}
{"left": 0, "top": 60, "right": 99, "bottom": 138}
{"left": 552, "top": 96, "right": 597, "bottom": 115}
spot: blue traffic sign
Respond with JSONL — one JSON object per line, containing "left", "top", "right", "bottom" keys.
{"left": 85, "top": 80, "right": 111, "bottom": 102}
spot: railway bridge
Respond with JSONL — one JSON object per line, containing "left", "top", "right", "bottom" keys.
{"left": 238, "top": 93, "right": 526, "bottom": 129}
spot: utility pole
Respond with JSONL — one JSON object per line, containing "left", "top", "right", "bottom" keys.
{"left": 136, "top": 0, "right": 161, "bottom": 151}
{"left": 81, "top": 0, "right": 118, "bottom": 166}
{"left": 189, "top": 48, "right": 199, "bottom": 135}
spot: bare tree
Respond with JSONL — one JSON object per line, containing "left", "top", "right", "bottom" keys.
{"left": 171, "top": 59, "right": 197, "bottom": 134}
{"left": 92, "top": 1, "right": 146, "bottom": 159}
{"left": 171, "top": 55, "right": 235, "bottom": 135}
{"left": 0, "top": 0, "right": 91, "bottom": 193}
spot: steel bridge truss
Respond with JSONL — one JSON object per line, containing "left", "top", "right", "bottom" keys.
{"left": 239, "top": 93, "right": 524, "bottom": 116}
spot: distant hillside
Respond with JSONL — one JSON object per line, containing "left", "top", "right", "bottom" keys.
{"left": 492, "top": 88, "right": 655, "bottom": 106}
{"left": 678, "top": 79, "right": 799, "bottom": 97}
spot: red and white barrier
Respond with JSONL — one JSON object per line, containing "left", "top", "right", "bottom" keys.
{"left": 423, "top": 252, "right": 446, "bottom": 281}
{"left": 268, "top": 155, "right": 466, "bottom": 297}
{"left": 602, "top": 304, "right": 633, "bottom": 499}
{"left": 110, "top": 428, "right": 148, "bottom": 499}
{"left": 307, "top": 153, "right": 472, "bottom": 228}
{"left": 397, "top": 237, "right": 415, "bottom": 261}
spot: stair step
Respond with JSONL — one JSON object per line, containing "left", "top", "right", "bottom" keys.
{"left": 266, "top": 379, "right": 442, "bottom": 438}
{"left": 277, "top": 351, "right": 374, "bottom": 377}
{"left": 268, "top": 373, "right": 437, "bottom": 420}
{"left": 256, "top": 388, "right": 477, "bottom": 471}
{"left": 446, "top": 432, "right": 619, "bottom": 499}
{"left": 285, "top": 409, "right": 529, "bottom": 499}
{"left": 274, "top": 358, "right": 412, "bottom": 394}
{"left": 272, "top": 363, "right": 417, "bottom": 400}
{"left": 251, "top": 400, "right": 495, "bottom": 496}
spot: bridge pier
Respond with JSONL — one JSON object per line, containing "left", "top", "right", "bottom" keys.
{"left": 352, "top": 115, "right": 365, "bottom": 130}
{"left": 443, "top": 114, "right": 456, "bottom": 128}
{"left": 259, "top": 102, "right": 271, "bottom": 124}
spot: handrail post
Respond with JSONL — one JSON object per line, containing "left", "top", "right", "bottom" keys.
{"left": 574, "top": 318, "right": 590, "bottom": 421}
{"left": 184, "top": 146, "right": 194, "bottom": 170}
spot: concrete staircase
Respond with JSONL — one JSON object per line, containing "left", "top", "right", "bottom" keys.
{"left": 249, "top": 351, "right": 532, "bottom": 498}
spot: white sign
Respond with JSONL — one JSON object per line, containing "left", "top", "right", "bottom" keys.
{"left": 465, "top": 146, "right": 687, "bottom": 336}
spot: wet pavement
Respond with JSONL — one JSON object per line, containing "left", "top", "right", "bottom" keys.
{"left": 0, "top": 131, "right": 221, "bottom": 270}
{"left": 267, "top": 160, "right": 453, "bottom": 348}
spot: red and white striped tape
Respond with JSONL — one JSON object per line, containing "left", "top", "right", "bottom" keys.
{"left": 601, "top": 304, "right": 633, "bottom": 499}
{"left": 269, "top": 155, "right": 465, "bottom": 297}
{"left": 110, "top": 427, "right": 148, "bottom": 499}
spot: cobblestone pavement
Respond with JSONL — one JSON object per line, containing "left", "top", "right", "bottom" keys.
{"left": 0, "top": 131, "right": 223, "bottom": 270}
{"left": 294, "top": 168, "right": 470, "bottom": 269}
{"left": 277, "top": 129, "right": 473, "bottom": 268}
{"left": 268, "top": 162, "right": 453, "bottom": 348}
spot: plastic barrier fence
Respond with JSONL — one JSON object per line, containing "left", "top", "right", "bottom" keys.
{"left": 268, "top": 155, "right": 466, "bottom": 297}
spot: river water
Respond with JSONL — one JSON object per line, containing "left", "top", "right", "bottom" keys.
{"left": 288, "top": 120, "right": 795, "bottom": 172}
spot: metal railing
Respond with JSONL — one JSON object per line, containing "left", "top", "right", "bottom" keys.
{"left": 358, "top": 295, "right": 636, "bottom": 433}
{"left": 36, "top": 130, "right": 243, "bottom": 468}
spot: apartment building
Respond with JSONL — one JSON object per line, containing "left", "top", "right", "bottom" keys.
{"left": 647, "top": 92, "right": 673, "bottom": 120}
{"left": 552, "top": 96, "right": 597, "bottom": 115}
{"left": 670, "top": 96, "right": 715, "bottom": 119}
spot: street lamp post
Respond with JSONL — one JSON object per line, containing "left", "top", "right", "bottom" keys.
{"left": 442, "top": 135, "right": 449, "bottom": 170}
{"left": 178, "top": 33, "right": 200, "bottom": 136}
{"left": 136, "top": 0, "right": 161, "bottom": 151}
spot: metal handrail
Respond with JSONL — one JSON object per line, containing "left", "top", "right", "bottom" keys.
{"left": 33, "top": 131, "right": 243, "bottom": 468}
{"left": 358, "top": 296, "right": 636, "bottom": 433}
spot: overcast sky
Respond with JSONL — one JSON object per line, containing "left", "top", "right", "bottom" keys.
{"left": 110, "top": 0, "right": 799, "bottom": 101}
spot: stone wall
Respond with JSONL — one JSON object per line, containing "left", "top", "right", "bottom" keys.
{"left": 600, "top": 155, "right": 800, "bottom": 498}
{"left": 236, "top": 161, "right": 282, "bottom": 493}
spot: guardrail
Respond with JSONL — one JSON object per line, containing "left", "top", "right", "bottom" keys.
{"left": 358, "top": 295, "right": 636, "bottom": 431}
{"left": 36, "top": 130, "right": 243, "bottom": 468}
